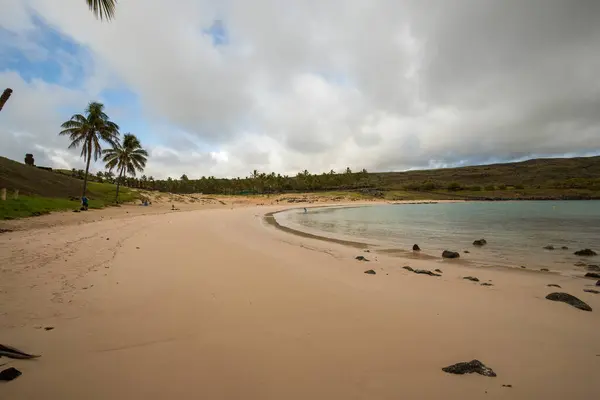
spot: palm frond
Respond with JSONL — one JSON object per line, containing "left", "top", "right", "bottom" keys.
{"left": 87, "top": 0, "right": 117, "bottom": 21}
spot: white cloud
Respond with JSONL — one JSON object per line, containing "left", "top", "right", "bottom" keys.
{"left": 1, "top": 0, "right": 599, "bottom": 180}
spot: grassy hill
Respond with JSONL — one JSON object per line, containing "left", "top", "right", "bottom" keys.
{"left": 0, "top": 156, "right": 137, "bottom": 219}
{"left": 375, "top": 156, "right": 600, "bottom": 190}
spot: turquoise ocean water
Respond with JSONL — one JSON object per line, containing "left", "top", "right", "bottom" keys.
{"left": 274, "top": 201, "right": 600, "bottom": 273}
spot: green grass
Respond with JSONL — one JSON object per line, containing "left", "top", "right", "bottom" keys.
{"left": 1, "top": 183, "right": 139, "bottom": 220}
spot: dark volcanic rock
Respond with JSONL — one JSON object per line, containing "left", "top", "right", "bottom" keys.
{"left": 543, "top": 245, "right": 555, "bottom": 250}
{"left": 540, "top": 268, "right": 550, "bottom": 272}
{"left": 464, "top": 250, "right": 470, "bottom": 253}
{"left": 442, "top": 250, "right": 460, "bottom": 259}
{"left": 473, "top": 239, "right": 487, "bottom": 246}
{"left": 414, "top": 269, "right": 441, "bottom": 277}
{"left": 574, "top": 249, "right": 597, "bottom": 256}
{"left": 561, "top": 246, "right": 569, "bottom": 250}
{"left": 44, "top": 326, "right": 54, "bottom": 331}
{"left": 547, "top": 284, "right": 562, "bottom": 288}
{"left": 364, "top": 269, "right": 376, "bottom": 275}
{"left": 412, "top": 244, "right": 421, "bottom": 251}
{"left": 442, "top": 360, "right": 497, "bottom": 377}
{"left": 463, "top": 276, "right": 480, "bottom": 282}
{"left": 355, "top": 256, "right": 369, "bottom": 262}
{"left": 545, "top": 292, "right": 592, "bottom": 311}
{"left": 402, "top": 266, "right": 414, "bottom": 272}
{"left": 584, "top": 289, "right": 600, "bottom": 294}
{"left": 520, "top": 266, "right": 526, "bottom": 268}
{"left": 0, "top": 367, "right": 22, "bottom": 381}
{"left": 587, "top": 265, "right": 600, "bottom": 272}
{"left": 480, "top": 283, "right": 493, "bottom": 286}
{"left": 585, "top": 272, "right": 600, "bottom": 279}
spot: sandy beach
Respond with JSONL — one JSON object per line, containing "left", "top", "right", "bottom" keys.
{"left": 1, "top": 201, "right": 600, "bottom": 399}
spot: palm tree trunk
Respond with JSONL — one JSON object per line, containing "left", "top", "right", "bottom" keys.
{"left": 82, "top": 144, "right": 92, "bottom": 198}
{"left": 115, "top": 167, "right": 124, "bottom": 203}
{"left": 0, "top": 88, "right": 13, "bottom": 112}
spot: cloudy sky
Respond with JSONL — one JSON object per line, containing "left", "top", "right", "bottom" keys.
{"left": 1, "top": 0, "right": 599, "bottom": 179}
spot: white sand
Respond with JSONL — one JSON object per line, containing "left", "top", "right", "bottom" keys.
{"left": 1, "top": 204, "right": 599, "bottom": 399}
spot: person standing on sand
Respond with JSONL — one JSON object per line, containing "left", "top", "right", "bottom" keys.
{"left": 304, "top": 207, "right": 307, "bottom": 213}
{"left": 81, "top": 195, "right": 89, "bottom": 211}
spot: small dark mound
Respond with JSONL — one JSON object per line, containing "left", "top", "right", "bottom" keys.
{"left": 561, "top": 246, "right": 569, "bottom": 250}
{"left": 463, "top": 276, "right": 480, "bottom": 282}
{"left": 402, "top": 266, "right": 414, "bottom": 272}
{"left": 480, "top": 283, "right": 493, "bottom": 286}
{"left": 364, "top": 269, "right": 376, "bottom": 275}
{"left": 543, "top": 245, "right": 554, "bottom": 250}
{"left": 0, "top": 367, "right": 22, "bottom": 381}
{"left": 412, "top": 244, "right": 421, "bottom": 251}
{"left": 473, "top": 239, "right": 487, "bottom": 246}
{"left": 442, "top": 360, "right": 496, "bottom": 377}
{"left": 574, "top": 249, "right": 597, "bottom": 256}
{"left": 585, "top": 272, "right": 600, "bottom": 279}
{"left": 545, "top": 292, "right": 592, "bottom": 311}
{"left": 540, "top": 268, "right": 550, "bottom": 272}
{"left": 355, "top": 256, "right": 369, "bottom": 262}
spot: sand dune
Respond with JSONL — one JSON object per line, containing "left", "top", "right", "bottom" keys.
{"left": 1, "top": 205, "right": 599, "bottom": 399}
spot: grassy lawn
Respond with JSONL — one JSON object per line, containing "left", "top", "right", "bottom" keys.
{"left": 0, "top": 183, "right": 139, "bottom": 220}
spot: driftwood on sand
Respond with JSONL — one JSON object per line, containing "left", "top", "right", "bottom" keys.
{"left": 0, "top": 344, "right": 41, "bottom": 359}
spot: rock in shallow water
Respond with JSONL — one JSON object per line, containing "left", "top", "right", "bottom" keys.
{"left": 574, "top": 249, "right": 597, "bottom": 256}
{"left": 544, "top": 245, "right": 555, "bottom": 250}
{"left": 473, "top": 239, "right": 487, "bottom": 246}
{"left": 412, "top": 244, "right": 421, "bottom": 251}
{"left": 442, "top": 250, "right": 460, "bottom": 259}
{"left": 585, "top": 272, "right": 600, "bottom": 279}
{"left": 545, "top": 292, "right": 592, "bottom": 311}
{"left": 442, "top": 360, "right": 497, "bottom": 377}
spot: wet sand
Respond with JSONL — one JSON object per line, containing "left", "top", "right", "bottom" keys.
{"left": 1, "top": 204, "right": 599, "bottom": 399}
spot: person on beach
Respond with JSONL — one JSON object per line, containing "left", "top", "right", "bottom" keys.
{"left": 81, "top": 195, "right": 89, "bottom": 211}
{"left": 304, "top": 207, "right": 307, "bottom": 213}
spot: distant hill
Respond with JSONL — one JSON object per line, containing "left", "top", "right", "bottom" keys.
{"left": 375, "top": 156, "right": 600, "bottom": 190}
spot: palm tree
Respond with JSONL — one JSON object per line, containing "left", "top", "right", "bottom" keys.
{"left": 87, "top": 0, "right": 117, "bottom": 21}
{"left": 60, "top": 102, "right": 119, "bottom": 198}
{"left": 102, "top": 133, "right": 148, "bottom": 203}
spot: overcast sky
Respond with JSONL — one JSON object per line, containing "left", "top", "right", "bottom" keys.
{"left": 1, "top": 0, "right": 599, "bottom": 179}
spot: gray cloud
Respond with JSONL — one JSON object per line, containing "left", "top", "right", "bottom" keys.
{"left": 1, "top": 0, "right": 599, "bottom": 179}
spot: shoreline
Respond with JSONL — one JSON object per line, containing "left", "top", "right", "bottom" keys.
{"left": 1, "top": 205, "right": 599, "bottom": 398}
{"left": 266, "top": 201, "right": 600, "bottom": 277}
